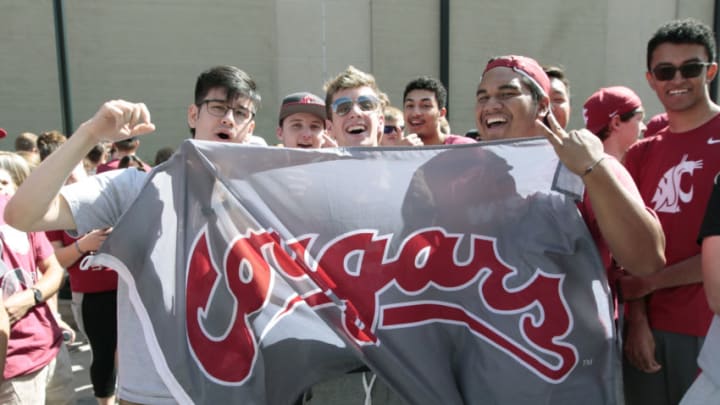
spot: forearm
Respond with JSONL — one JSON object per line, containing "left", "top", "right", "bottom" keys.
{"left": 625, "top": 297, "right": 649, "bottom": 324}
{"left": 5, "top": 121, "right": 98, "bottom": 232}
{"left": 52, "top": 240, "right": 86, "bottom": 268}
{"left": 702, "top": 237, "right": 720, "bottom": 313}
{"left": 583, "top": 161, "right": 666, "bottom": 275}
{"left": 650, "top": 255, "right": 702, "bottom": 291}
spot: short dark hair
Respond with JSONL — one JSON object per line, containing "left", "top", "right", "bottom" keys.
{"left": 647, "top": 18, "right": 717, "bottom": 70}
{"left": 86, "top": 144, "right": 106, "bottom": 165}
{"left": 543, "top": 65, "right": 570, "bottom": 99}
{"left": 37, "top": 130, "right": 67, "bottom": 161}
{"left": 403, "top": 76, "right": 448, "bottom": 109}
{"left": 192, "top": 66, "right": 261, "bottom": 136}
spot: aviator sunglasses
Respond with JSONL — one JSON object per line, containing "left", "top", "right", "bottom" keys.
{"left": 331, "top": 95, "right": 380, "bottom": 116}
{"left": 651, "top": 61, "right": 711, "bottom": 81}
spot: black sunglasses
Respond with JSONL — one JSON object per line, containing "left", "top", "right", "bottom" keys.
{"left": 651, "top": 62, "right": 711, "bottom": 81}
{"left": 383, "top": 125, "right": 404, "bottom": 134}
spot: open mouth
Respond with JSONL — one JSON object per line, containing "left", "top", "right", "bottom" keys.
{"left": 296, "top": 143, "right": 312, "bottom": 148}
{"left": 485, "top": 117, "right": 508, "bottom": 129}
{"left": 216, "top": 132, "right": 230, "bottom": 140}
{"left": 347, "top": 125, "right": 366, "bottom": 135}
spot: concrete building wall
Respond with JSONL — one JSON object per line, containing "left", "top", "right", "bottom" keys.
{"left": 0, "top": 1, "right": 716, "bottom": 159}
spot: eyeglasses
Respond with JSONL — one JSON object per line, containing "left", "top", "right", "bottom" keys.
{"left": 383, "top": 125, "right": 404, "bottom": 134}
{"left": 331, "top": 95, "right": 380, "bottom": 116}
{"left": 199, "top": 99, "right": 255, "bottom": 122}
{"left": 651, "top": 61, "right": 711, "bottom": 81}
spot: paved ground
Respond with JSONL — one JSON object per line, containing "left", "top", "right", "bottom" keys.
{"left": 67, "top": 336, "right": 96, "bottom": 404}
{"left": 59, "top": 298, "right": 98, "bottom": 404}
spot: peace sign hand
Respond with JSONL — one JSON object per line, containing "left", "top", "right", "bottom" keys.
{"left": 537, "top": 111, "right": 606, "bottom": 177}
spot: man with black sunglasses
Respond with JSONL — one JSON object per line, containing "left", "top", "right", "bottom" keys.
{"left": 621, "top": 18, "right": 720, "bottom": 405}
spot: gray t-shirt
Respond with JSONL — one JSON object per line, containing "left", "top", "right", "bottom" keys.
{"left": 62, "top": 168, "right": 176, "bottom": 404}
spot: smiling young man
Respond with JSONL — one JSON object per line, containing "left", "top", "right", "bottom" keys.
{"left": 544, "top": 65, "right": 572, "bottom": 129}
{"left": 620, "top": 19, "right": 720, "bottom": 405}
{"left": 276, "top": 92, "right": 332, "bottom": 149}
{"left": 5, "top": 65, "right": 261, "bottom": 405}
{"left": 403, "top": 76, "right": 475, "bottom": 145}
{"left": 324, "top": 66, "right": 385, "bottom": 147}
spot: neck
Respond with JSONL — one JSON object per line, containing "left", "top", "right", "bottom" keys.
{"left": 666, "top": 98, "right": 720, "bottom": 133}
{"left": 421, "top": 130, "right": 444, "bottom": 146}
{"left": 601, "top": 138, "right": 625, "bottom": 162}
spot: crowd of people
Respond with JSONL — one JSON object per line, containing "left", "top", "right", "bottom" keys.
{"left": 0, "top": 16, "right": 715, "bottom": 405}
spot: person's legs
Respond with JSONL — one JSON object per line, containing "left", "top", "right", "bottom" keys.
{"left": 0, "top": 363, "right": 50, "bottom": 404}
{"left": 45, "top": 342, "right": 75, "bottom": 405}
{"left": 82, "top": 290, "right": 118, "bottom": 403}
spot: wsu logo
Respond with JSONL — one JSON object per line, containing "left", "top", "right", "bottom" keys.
{"left": 185, "top": 227, "right": 578, "bottom": 385}
{"left": 651, "top": 154, "right": 703, "bottom": 213}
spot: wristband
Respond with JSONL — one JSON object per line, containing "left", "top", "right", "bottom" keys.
{"left": 582, "top": 156, "right": 606, "bottom": 178}
{"left": 74, "top": 240, "right": 86, "bottom": 255}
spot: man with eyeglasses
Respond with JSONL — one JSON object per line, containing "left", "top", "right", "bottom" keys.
{"left": 5, "top": 65, "right": 261, "bottom": 405}
{"left": 403, "top": 76, "right": 475, "bottom": 146}
{"left": 620, "top": 18, "right": 720, "bottom": 405}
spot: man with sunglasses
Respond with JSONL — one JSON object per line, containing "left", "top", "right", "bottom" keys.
{"left": 322, "top": 66, "right": 385, "bottom": 147}
{"left": 380, "top": 105, "right": 405, "bottom": 146}
{"left": 5, "top": 65, "right": 261, "bottom": 405}
{"left": 619, "top": 18, "right": 720, "bottom": 405}
{"left": 403, "top": 76, "right": 475, "bottom": 146}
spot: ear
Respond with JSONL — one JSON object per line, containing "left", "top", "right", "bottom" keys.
{"left": 275, "top": 126, "right": 283, "bottom": 141}
{"left": 610, "top": 115, "right": 622, "bottom": 132}
{"left": 188, "top": 104, "right": 198, "bottom": 130}
{"left": 439, "top": 107, "right": 447, "bottom": 118}
{"left": 246, "top": 120, "right": 256, "bottom": 135}
{"left": 645, "top": 71, "right": 656, "bottom": 91}
{"left": 325, "top": 119, "right": 337, "bottom": 139}
{"left": 707, "top": 62, "right": 718, "bottom": 82}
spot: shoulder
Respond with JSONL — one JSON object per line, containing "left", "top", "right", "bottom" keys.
{"left": 444, "top": 134, "right": 476, "bottom": 145}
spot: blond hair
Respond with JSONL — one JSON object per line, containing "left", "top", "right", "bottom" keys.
{"left": 323, "top": 66, "right": 381, "bottom": 117}
{"left": 0, "top": 151, "right": 31, "bottom": 187}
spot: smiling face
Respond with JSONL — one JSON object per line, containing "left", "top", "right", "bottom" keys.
{"left": 549, "top": 77, "right": 571, "bottom": 129}
{"left": 403, "top": 89, "right": 446, "bottom": 144}
{"left": 475, "top": 67, "right": 547, "bottom": 141}
{"left": 326, "top": 86, "right": 383, "bottom": 147}
{"left": 646, "top": 42, "right": 718, "bottom": 114}
{"left": 276, "top": 112, "right": 326, "bottom": 148}
{"left": 188, "top": 87, "right": 256, "bottom": 143}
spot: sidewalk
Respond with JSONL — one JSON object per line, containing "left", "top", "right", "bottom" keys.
{"left": 59, "top": 298, "right": 98, "bottom": 404}
{"left": 67, "top": 337, "right": 96, "bottom": 404}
